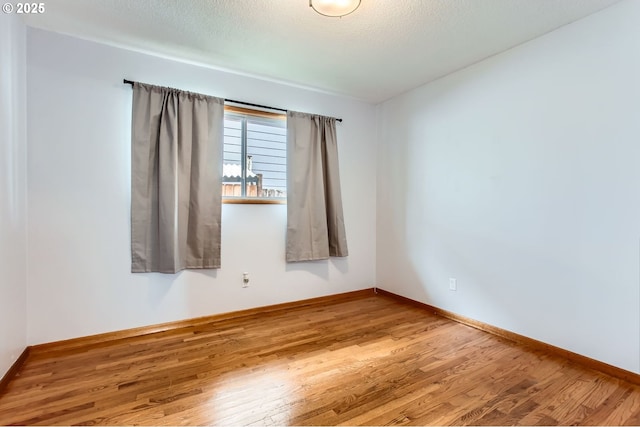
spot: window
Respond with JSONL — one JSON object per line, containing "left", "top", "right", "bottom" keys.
{"left": 222, "top": 106, "right": 287, "bottom": 204}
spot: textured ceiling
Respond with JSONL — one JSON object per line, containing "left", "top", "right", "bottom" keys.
{"left": 23, "top": 0, "right": 621, "bottom": 102}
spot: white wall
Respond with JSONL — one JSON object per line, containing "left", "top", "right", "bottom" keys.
{"left": 377, "top": 0, "right": 640, "bottom": 373}
{"left": 0, "top": 13, "right": 28, "bottom": 377}
{"left": 26, "top": 29, "right": 377, "bottom": 345}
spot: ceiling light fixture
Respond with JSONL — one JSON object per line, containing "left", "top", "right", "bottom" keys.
{"left": 309, "top": 0, "right": 361, "bottom": 17}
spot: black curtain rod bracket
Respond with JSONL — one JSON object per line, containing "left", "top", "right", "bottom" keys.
{"left": 123, "top": 79, "right": 342, "bottom": 122}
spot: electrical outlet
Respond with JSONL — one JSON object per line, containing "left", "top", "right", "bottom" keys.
{"left": 449, "top": 278, "right": 457, "bottom": 291}
{"left": 242, "top": 272, "right": 249, "bottom": 288}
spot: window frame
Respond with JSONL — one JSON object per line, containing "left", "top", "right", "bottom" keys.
{"left": 222, "top": 105, "right": 287, "bottom": 205}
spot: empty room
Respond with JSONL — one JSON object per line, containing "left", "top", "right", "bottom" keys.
{"left": 1, "top": 0, "right": 640, "bottom": 425}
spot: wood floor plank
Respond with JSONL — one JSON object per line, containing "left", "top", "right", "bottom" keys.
{"left": 1, "top": 294, "right": 639, "bottom": 426}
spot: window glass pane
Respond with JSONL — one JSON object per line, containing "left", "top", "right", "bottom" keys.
{"left": 223, "top": 117, "right": 243, "bottom": 165}
{"left": 222, "top": 111, "right": 286, "bottom": 200}
{"left": 223, "top": 116, "right": 243, "bottom": 197}
{"left": 247, "top": 117, "right": 286, "bottom": 198}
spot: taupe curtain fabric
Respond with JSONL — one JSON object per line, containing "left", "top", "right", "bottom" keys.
{"left": 286, "top": 111, "right": 348, "bottom": 262}
{"left": 130, "top": 82, "right": 224, "bottom": 273}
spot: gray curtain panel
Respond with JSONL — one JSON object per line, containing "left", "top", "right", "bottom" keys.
{"left": 130, "top": 82, "right": 224, "bottom": 273}
{"left": 286, "top": 111, "right": 348, "bottom": 262}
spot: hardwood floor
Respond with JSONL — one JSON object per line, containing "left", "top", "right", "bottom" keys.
{"left": 1, "top": 293, "right": 639, "bottom": 425}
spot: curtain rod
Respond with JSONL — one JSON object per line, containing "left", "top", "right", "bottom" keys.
{"left": 123, "top": 79, "right": 342, "bottom": 122}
